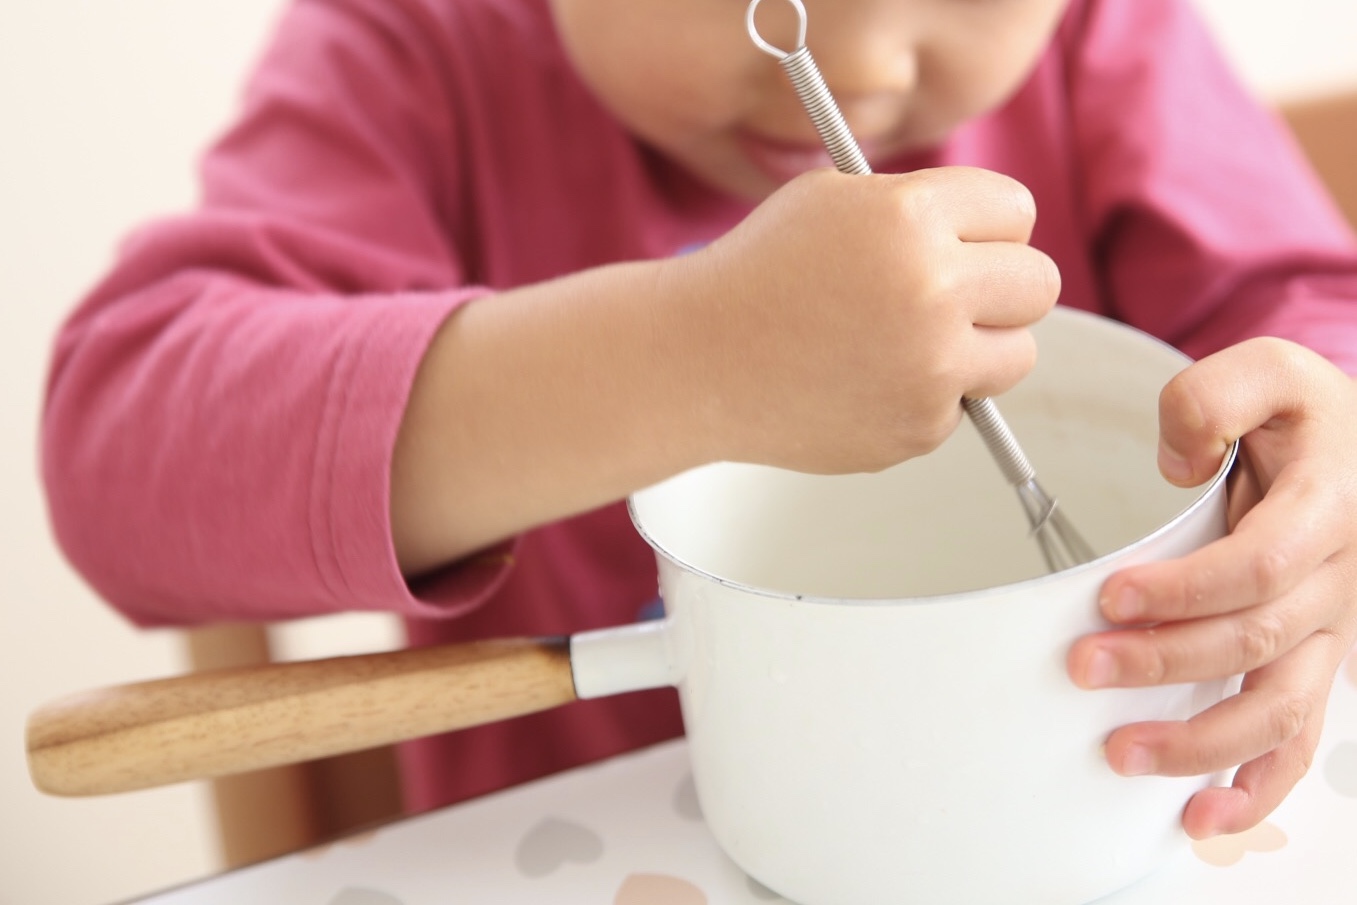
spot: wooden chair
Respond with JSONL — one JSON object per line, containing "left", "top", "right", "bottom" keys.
{"left": 185, "top": 86, "right": 1357, "bottom": 873}
{"left": 185, "top": 624, "right": 404, "bottom": 867}
{"left": 1280, "top": 87, "right": 1357, "bottom": 228}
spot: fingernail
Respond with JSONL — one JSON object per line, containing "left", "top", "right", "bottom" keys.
{"left": 1102, "top": 586, "right": 1144, "bottom": 622}
{"left": 1084, "top": 648, "right": 1119, "bottom": 688}
{"left": 1119, "top": 743, "right": 1155, "bottom": 777}
{"left": 1158, "top": 443, "right": 1193, "bottom": 483}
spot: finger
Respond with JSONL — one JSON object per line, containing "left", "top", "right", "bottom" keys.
{"left": 1095, "top": 469, "right": 1342, "bottom": 624}
{"left": 1103, "top": 679, "right": 1310, "bottom": 781}
{"left": 897, "top": 166, "right": 1038, "bottom": 244}
{"left": 1070, "top": 564, "right": 1344, "bottom": 689}
{"left": 951, "top": 241, "right": 1061, "bottom": 329}
{"left": 961, "top": 330, "right": 1035, "bottom": 400}
{"left": 1101, "top": 628, "right": 1341, "bottom": 797}
{"left": 1184, "top": 606, "right": 1357, "bottom": 837}
{"left": 1156, "top": 338, "right": 1321, "bottom": 487}
{"left": 961, "top": 325, "right": 1039, "bottom": 400}
{"left": 1177, "top": 629, "right": 1346, "bottom": 835}
{"left": 1179, "top": 724, "right": 1324, "bottom": 839}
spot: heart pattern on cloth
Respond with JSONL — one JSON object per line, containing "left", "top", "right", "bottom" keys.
{"left": 329, "top": 889, "right": 403, "bottom": 905}
{"left": 615, "top": 873, "right": 708, "bottom": 904}
{"left": 1324, "top": 741, "right": 1357, "bottom": 798}
{"left": 673, "top": 772, "right": 703, "bottom": 821}
{"left": 514, "top": 816, "right": 604, "bottom": 878}
{"left": 1191, "top": 821, "right": 1288, "bottom": 866}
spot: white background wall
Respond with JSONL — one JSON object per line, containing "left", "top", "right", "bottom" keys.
{"left": 1, "top": 2, "right": 1354, "bottom": 904}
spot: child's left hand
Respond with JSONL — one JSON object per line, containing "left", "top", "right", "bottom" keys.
{"left": 1066, "top": 336, "right": 1357, "bottom": 839}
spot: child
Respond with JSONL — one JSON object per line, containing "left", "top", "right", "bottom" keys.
{"left": 41, "top": 0, "right": 1357, "bottom": 840}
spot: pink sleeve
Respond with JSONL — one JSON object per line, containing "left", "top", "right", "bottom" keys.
{"left": 42, "top": 0, "right": 508, "bottom": 627}
{"left": 1067, "top": 0, "right": 1357, "bottom": 374}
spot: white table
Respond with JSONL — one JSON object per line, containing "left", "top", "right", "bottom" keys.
{"left": 127, "top": 652, "right": 1357, "bottom": 905}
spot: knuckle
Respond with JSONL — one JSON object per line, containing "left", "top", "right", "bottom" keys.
{"left": 1267, "top": 691, "right": 1311, "bottom": 744}
{"left": 923, "top": 262, "right": 961, "bottom": 302}
{"left": 1253, "top": 335, "right": 1307, "bottom": 373}
{"left": 1138, "top": 640, "right": 1169, "bottom": 685}
{"left": 1233, "top": 610, "right": 1288, "bottom": 667}
{"left": 893, "top": 175, "right": 940, "bottom": 223}
{"left": 973, "top": 167, "right": 1035, "bottom": 220}
{"left": 1254, "top": 337, "right": 1320, "bottom": 403}
{"left": 1250, "top": 546, "right": 1293, "bottom": 599}
{"left": 1192, "top": 734, "right": 1236, "bottom": 775}
{"left": 1294, "top": 735, "right": 1318, "bottom": 774}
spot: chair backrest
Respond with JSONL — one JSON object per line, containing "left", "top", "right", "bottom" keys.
{"left": 1280, "top": 88, "right": 1357, "bottom": 229}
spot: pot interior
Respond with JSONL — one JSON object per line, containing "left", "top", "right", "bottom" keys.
{"left": 632, "top": 308, "right": 1215, "bottom": 599}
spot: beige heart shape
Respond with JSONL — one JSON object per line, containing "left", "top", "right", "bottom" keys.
{"left": 1191, "top": 821, "right": 1287, "bottom": 866}
{"left": 615, "top": 873, "right": 708, "bottom": 905}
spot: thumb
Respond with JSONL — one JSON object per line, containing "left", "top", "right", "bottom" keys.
{"left": 1156, "top": 338, "right": 1313, "bottom": 487}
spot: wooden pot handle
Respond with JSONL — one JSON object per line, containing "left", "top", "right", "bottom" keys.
{"left": 26, "top": 637, "right": 576, "bottom": 796}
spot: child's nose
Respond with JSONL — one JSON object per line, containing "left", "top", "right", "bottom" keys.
{"left": 812, "top": 37, "right": 917, "bottom": 141}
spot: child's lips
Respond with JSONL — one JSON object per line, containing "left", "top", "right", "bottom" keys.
{"left": 738, "top": 131, "right": 903, "bottom": 185}
{"left": 737, "top": 133, "right": 838, "bottom": 185}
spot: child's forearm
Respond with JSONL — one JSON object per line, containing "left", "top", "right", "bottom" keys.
{"left": 391, "top": 166, "right": 1062, "bottom": 576}
{"left": 390, "top": 257, "right": 712, "bottom": 575}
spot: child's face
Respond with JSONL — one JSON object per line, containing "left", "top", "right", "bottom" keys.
{"left": 549, "top": 0, "right": 1071, "bottom": 199}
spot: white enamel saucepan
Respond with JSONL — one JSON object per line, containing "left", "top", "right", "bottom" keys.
{"left": 29, "top": 306, "right": 1236, "bottom": 905}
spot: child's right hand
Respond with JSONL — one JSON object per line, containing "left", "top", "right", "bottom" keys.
{"left": 392, "top": 165, "right": 1059, "bottom": 572}
{"left": 670, "top": 165, "right": 1061, "bottom": 475}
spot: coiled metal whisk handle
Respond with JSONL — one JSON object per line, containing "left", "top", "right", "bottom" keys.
{"left": 745, "top": 0, "right": 1095, "bottom": 572}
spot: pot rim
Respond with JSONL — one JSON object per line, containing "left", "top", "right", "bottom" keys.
{"left": 627, "top": 441, "right": 1238, "bottom": 609}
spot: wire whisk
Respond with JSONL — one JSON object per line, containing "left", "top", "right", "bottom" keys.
{"left": 745, "top": 0, "right": 1096, "bottom": 573}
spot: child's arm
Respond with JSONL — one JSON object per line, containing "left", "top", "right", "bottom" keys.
{"left": 1069, "top": 341, "right": 1357, "bottom": 838}
{"left": 390, "top": 167, "right": 1059, "bottom": 574}
{"left": 43, "top": 0, "right": 1057, "bottom": 622}
{"left": 42, "top": 0, "right": 485, "bottom": 627}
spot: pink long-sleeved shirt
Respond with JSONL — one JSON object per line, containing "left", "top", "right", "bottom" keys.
{"left": 42, "top": 0, "right": 1357, "bottom": 812}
